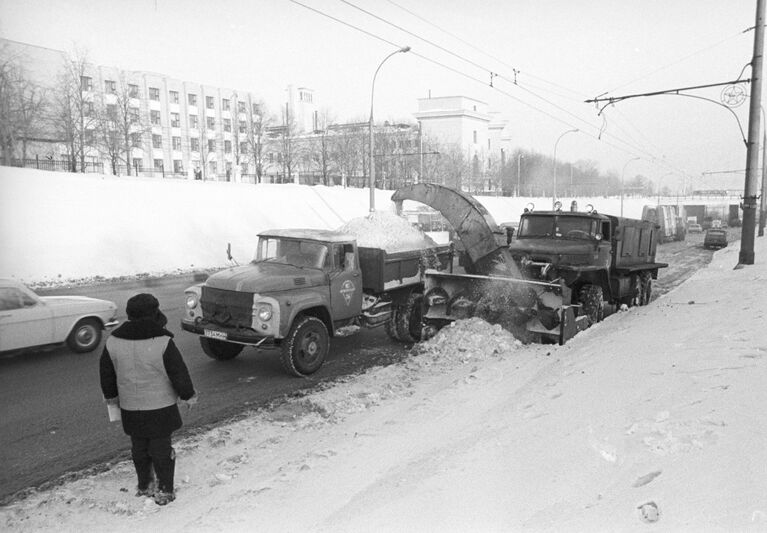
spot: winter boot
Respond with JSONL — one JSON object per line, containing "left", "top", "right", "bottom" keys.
{"left": 153, "top": 491, "right": 175, "bottom": 506}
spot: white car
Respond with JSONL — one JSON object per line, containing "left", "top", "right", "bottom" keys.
{"left": 0, "top": 279, "right": 118, "bottom": 354}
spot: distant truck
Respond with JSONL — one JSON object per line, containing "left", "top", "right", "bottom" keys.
{"left": 181, "top": 229, "right": 451, "bottom": 376}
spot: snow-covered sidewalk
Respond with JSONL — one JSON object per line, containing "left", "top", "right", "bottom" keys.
{"left": 2, "top": 238, "right": 767, "bottom": 532}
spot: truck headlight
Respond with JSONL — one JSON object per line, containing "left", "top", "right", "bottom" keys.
{"left": 257, "top": 304, "right": 273, "bottom": 321}
{"left": 185, "top": 293, "right": 198, "bottom": 309}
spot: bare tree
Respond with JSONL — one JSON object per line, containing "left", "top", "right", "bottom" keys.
{"left": 306, "top": 108, "right": 337, "bottom": 185}
{"left": 327, "top": 121, "right": 366, "bottom": 188}
{"left": 0, "top": 45, "right": 48, "bottom": 165}
{"left": 94, "top": 72, "right": 148, "bottom": 175}
{"left": 240, "top": 98, "right": 273, "bottom": 184}
{"left": 51, "top": 48, "right": 98, "bottom": 172}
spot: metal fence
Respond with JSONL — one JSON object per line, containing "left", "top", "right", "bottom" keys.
{"left": 6, "top": 157, "right": 104, "bottom": 174}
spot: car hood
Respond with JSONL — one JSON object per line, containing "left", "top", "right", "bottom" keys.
{"left": 205, "top": 263, "right": 326, "bottom": 293}
{"left": 40, "top": 296, "right": 117, "bottom": 312}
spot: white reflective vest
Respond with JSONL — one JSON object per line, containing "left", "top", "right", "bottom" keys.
{"left": 106, "top": 336, "right": 178, "bottom": 410}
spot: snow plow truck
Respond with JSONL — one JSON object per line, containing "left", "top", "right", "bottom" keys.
{"left": 391, "top": 184, "right": 668, "bottom": 345}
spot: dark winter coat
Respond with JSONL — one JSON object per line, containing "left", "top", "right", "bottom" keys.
{"left": 100, "top": 319, "right": 195, "bottom": 439}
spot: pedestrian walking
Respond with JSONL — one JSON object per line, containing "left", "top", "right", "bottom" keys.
{"left": 100, "top": 293, "right": 197, "bottom": 505}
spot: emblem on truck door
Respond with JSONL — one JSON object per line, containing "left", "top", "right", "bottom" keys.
{"left": 340, "top": 280, "right": 356, "bottom": 305}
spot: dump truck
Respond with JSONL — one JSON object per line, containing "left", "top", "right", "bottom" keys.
{"left": 392, "top": 184, "right": 668, "bottom": 344}
{"left": 181, "top": 228, "right": 451, "bottom": 376}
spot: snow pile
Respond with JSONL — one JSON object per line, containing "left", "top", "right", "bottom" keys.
{"left": 336, "top": 210, "right": 439, "bottom": 252}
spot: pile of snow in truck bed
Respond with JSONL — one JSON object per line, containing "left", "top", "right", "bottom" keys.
{"left": 337, "top": 210, "right": 439, "bottom": 252}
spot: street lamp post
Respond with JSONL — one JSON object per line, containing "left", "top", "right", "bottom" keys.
{"left": 517, "top": 153, "right": 524, "bottom": 196}
{"left": 621, "top": 157, "right": 641, "bottom": 217}
{"left": 553, "top": 128, "right": 578, "bottom": 208}
{"left": 369, "top": 46, "right": 411, "bottom": 212}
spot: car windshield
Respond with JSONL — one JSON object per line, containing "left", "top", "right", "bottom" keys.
{"left": 518, "top": 215, "right": 598, "bottom": 240}
{"left": 255, "top": 237, "right": 328, "bottom": 269}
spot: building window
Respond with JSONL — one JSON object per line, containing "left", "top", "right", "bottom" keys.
{"left": 208, "top": 139, "right": 216, "bottom": 153}
{"left": 252, "top": 103, "right": 259, "bottom": 113}
{"left": 224, "top": 140, "right": 232, "bottom": 153}
{"left": 150, "top": 110, "right": 161, "bottom": 125}
{"left": 172, "top": 136, "right": 182, "bottom": 150}
{"left": 190, "top": 138, "right": 200, "bottom": 152}
{"left": 154, "top": 158, "right": 164, "bottom": 171}
{"left": 473, "top": 130, "right": 477, "bottom": 144}
{"left": 169, "top": 90, "right": 179, "bottom": 104}
{"left": 80, "top": 76, "right": 92, "bottom": 92}
{"left": 132, "top": 158, "right": 143, "bottom": 171}
{"left": 131, "top": 132, "right": 142, "bottom": 148}
{"left": 206, "top": 116, "right": 215, "bottom": 130}
{"left": 189, "top": 114, "right": 198, "bottom": 129}
{"left": 149, "top": 87, "right": 160, "bottom": 101}
{"left": 129, "top": 107, "right": 139, "bottom": 123}
{"left": 152, "top": 134, "right": 162, "bottom": 149}
{"left": 239, "top": 120, "right": 246, "bottom": 133}
{"left": 84, "top": 129, "right": 94, "bottom": 145}
{"left": 128, "top": 84, "right": 139, "bottom": 98}
{"left": 83, "top": 101, "right": 94, "bottom": 116}
{"left": 173, "top": 159, "right": 183, "bottom": 173}
{"left": 209, "top": 161, "right": 217, "bottom": 175}
{"left": 223, "top": 118, "right": 231, "bottom": 132}
{"left": 488, "top": 139, "right": 491, "bottom": 149}
{"left": 239, "top": 141, "right": 248, "bottom": 153}
{"left": 188, "top": 93, "right": 197, "bottom": 106}
{"left": 222, "top": 98, "right": 230, "bottom": 111}
{"left": 206, "top": 96, "right": 215, "bottom": 109}
{"left": 170, "top": 112, "right": 180, "bottom": 128}
{"left": 106, "top": 104, "right": 116, "bottom": 117}
{"left": 104, "top": 80, "right": 116, "bottom": 94}
{"left": 238, "top": 101, "right": 246, "bottom": 114}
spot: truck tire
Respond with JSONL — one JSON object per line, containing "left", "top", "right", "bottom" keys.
{"left": 396, "top": 293, "right": 424, "bottom": 343}
{"left": 281, "top": 315, "right": 328, "bottom": 377}
{"left": 200, "top": 337, "right": 243, "bottom": 360}
{"left": 639, "top": 272, "right": 652, "bottom": 305}
{"left": 66, "top": 318, "right": 102, "bottom": 353}
{"left": 385, "top": 306, "right": 403, "bottom": 342}
{"left": 578, "top": 284, "right": 604, "bottom": 325}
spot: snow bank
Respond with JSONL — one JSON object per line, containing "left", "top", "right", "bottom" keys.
{"left": 0, "top": 166, "right": 651, "bottom": 285}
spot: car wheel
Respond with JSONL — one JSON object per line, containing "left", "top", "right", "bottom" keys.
{"left": 66, "top": 318, "right": 102, "bottom": 353}
{"left": 385, "top": 305, "right": 403, "bottom": 342}
{"left": 395, "top": 292, "right": 424, "bottom": 343}
{"left": 280, "top": 316, "right": 328, "bottom": 377}
{"left": 200, "top": 337, "right": 243, "bottom": 360}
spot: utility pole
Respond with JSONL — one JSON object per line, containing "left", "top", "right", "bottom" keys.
{"left": 739, "top": 0, "right": 765, "bottom": 264}
{"left": 760, "top": 121, "right": 766, "bottom": 236}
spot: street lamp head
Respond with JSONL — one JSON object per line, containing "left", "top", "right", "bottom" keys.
{"left": 399, "top": 46, "right": 411, "bottom": 53}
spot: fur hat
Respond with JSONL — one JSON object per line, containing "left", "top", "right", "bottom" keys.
{"left": 126, "top": 293, "right": 161, "bottom": 321}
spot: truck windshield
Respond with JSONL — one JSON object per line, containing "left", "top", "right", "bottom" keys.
{"left": 255, "top": 238, "right": 328, "bottom": 269}
{"left": 519, "top": 215, "right": 598, "bottom": 240}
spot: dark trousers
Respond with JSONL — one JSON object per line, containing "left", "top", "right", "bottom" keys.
{"left": 130, "top": 436, "right": 175, "bottom": 493}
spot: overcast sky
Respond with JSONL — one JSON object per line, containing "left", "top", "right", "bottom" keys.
{"left": 0, "top": 0, "right": 762, "bottom": 191}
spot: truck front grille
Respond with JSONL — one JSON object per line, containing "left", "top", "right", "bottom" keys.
{"left": 200, "top": 287, "right": 253, "bottom": 329}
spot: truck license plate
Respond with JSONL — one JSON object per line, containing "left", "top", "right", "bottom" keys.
{"left": 204, "top": 329, "right": 227, "bottom": 340}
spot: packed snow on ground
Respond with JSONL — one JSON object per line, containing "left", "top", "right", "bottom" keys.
{"left": 3, "top": 167, "right": 765, "bottom": 532}
{"left": 337, "top": 211, "right": 438, "bottom": 252}
{"left": 0, "top": 166, "right": 650, "bottom": 286}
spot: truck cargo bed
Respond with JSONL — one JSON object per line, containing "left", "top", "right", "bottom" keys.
{"left": 358, "top": 245, "right": 452, "bottom": 294}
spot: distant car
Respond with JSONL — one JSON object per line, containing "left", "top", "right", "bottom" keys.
{"left": 703, "top": 228, "right": 728, "bottom": 250}
{"left": 688, "top": 223, "right": 703, "bottom": 234}
{"left": 0, "top": 279, "right": 118, "bottom": 354}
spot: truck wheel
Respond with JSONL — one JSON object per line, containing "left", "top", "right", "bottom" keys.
{"left": 281, "top": 316, "right": 328, "bottom": 377}
{"left": 385, "top": 306, "right": 403, "bottom": 342}
{"left": 396, "top": 293, "right": 424, "bottom": 343}
{"left": 578, "top": 285, "right": 604, "bottom": 325}
{"left": 66, "top": 318, "right": 102, "bottom": 353}
{"left": 200, "top": 338, "right": 243, "bottom": 360}
{"left": 639, "top": 273, "right": 652, "bottom": 305}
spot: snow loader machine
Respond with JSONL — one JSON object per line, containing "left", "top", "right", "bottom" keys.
{"left": 391, "top": 184, "right": 667, "bottom": 345}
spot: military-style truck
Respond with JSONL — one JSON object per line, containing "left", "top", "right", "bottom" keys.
{"left": 181, "top": 228, "right": 451, "bottom": 376}
{"left": 391, "top": 185, "right": 668, "bottom": 344}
